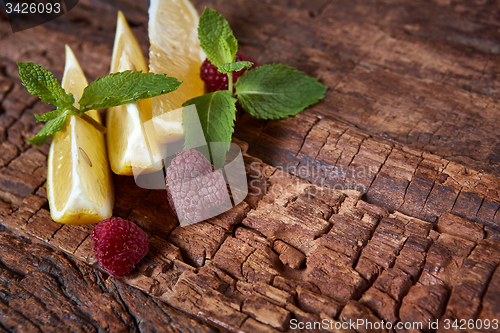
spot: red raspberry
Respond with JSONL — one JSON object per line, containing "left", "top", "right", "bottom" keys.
{"left": 91, "top": 217, "right": 149, "bottom": 277}
{"left": 200, "top": 53, "right": 261, "bottom": 92}
{"left": 166, "top": 150, "right": 227, "bottom": 224}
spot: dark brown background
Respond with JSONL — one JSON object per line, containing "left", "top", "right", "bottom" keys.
{"left": 0, "top": 0, "right": 499, "bottom": 332}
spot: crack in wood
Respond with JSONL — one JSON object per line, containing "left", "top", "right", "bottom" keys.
{"left": 109, "top": 280, "right": 142, "bottom": 332}
{"left": 398, "top": 154, "right": 424, "bottom": 210}
{"left": 449, "top": 187, "right": 463, "bottom": 215}
{"left": 294, "top": 117, "right": 320, "bottom": 158}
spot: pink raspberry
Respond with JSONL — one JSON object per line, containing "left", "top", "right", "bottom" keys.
{"left": 91, "top": 217, "right": 149, "bottom": 277}
{"left": 200, "top": 53, "right": 261, "bottom": 92}
{"left": 166, "top": 150, "right": 227, "bottom": 224}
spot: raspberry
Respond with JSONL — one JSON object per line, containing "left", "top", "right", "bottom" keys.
{"left": 166, "top": 150, "right": 227, "bottom": 224}
{"left": 200, "top": 53, "right": 261, "bottom": 92}
{"left": 91, "top": 217, "right": 149, "bottom": 277}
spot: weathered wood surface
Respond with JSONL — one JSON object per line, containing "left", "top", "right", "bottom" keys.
{"left": 2, "top": 155, "right": 500, "bottom": 332}
{"left": 0, "top": 0, "right": 500, "bottom": 332}
{"left": 230, "top": 0, "right": 500, "bottom": 174}
{"left": 235, "top": 112, "right": 500, "bottom": 236}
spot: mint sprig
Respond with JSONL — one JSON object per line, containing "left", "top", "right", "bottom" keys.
{"left": 18, "top": 62, "right": 75, "bottom": 108}
{"left": 30, "top": 111, "right": 73, "bottom": 147}
{"left": 198, "top": 7, "right": 238, "bottom": 68}
{"left": 183, "top": 7, "right": 328, "bottom": 167}
{"left": 235, "top": 64, "right": 327, "bottom": 119}
{"left": 17, "top": 62, "right": 181, "bottom": 146}
{"left": 183, "top": 91, "right": 237, "bottom": 169}
{"left": 79, "top": 70, "right": 181, "bottom": 110}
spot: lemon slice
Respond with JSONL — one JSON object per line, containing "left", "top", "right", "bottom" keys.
{"left": 148, "top": 0, "right": 205, "bottom": 143}
{"left": 106, "top": 11, "right": 163, "bottom": 175}
{"left": 47, "top": 45, "right": 114, "bottom": 224}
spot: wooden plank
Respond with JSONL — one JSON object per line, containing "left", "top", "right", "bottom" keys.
{"left": 0, "top": 0, "right": 499, "bottom": 331}
{"left": 237, "top": 112, "right": 500, "bottom": 231}
{"left": 0, "top": 155, "right": 498, "bottom": 331}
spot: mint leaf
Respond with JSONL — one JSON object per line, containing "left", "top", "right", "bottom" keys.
{"left": 34, "top": 104, "right": 80, "bottom": 123}
{"left": 17, "top": 62, "right": 75, "bottom": 108}
{"left": 34, "top": 108, "right": 63, "bottom": 122}
{"left": 198, "top": 7, "right": 238, "bottom": 67}
{"left": 28, "top": 113, "right": 69, "bottom": 146}
{"left": 182, "top": 91, "right": 237, "bottom": 169}
{"left": 79, "top": 70, "right": 181, "bottom": 111}
{"left": 218, "top": 61, "right": 253, "bottom": 74}
{"left": 19, "top": 63, "right": 182, "bottom": 146}
{"left": 235, "top": 64, "right": 327, "bottom": 119}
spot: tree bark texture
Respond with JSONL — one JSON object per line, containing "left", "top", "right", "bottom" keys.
{"left": 0, "top": 0, "right": 499, "bottom": 331}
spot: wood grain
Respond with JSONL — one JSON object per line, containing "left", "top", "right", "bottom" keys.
{"left": 1, "top": 155, "right": 499, "bottom": 332}
{"left": 0, "top": 0, "right": 499, "bottom": 331}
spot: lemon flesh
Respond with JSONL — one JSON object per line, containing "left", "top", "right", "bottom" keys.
{"left": 148, "top": 0, "right": 205, "bottom": 143}
{"left": 107, "top": 11, "right": 163, "bottom": 175}
{"left": 47, "top": 45, "right": 114, "bottom": 224}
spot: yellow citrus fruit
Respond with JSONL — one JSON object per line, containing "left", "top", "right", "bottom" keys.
{"left": 46, "top": 45, "right": 114, "bottom": 224}
{"left": 106, "top": 11, "right": 163, "bottom": 175}
{"left": 148, "top": 0, "right": 205, "bottom": 143}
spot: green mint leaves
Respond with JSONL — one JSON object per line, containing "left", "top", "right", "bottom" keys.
{"left": 17, "top": 62, "right": 181, "bottom": 146}
{"left": 183, "top": 7, "right": 328, "bottom": 167}
{"left": 79, "top": 70, "right": 181, "bottom": 111}
{"left": 29, "top": 112, "right": 71, "bottom": 147}
{"left": 198, "top": 7, "right": 238, "bottom": 67}
{"left": 183, "top": 91, "right": 237, "bottom": 169}
{"left": 18, "top": 62, "right": 77, "bottom": 146}
{"left": 218, "top": 61, "right": 253, "bottom": 74}
{"left": 18, "top": 62, "right": 75, "bottom": 109}
{"left": 235, "top": 64, "right": 328, "bottom": 119}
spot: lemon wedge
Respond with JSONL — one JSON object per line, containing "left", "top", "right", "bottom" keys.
{"left": 46, "top": 45, "right": 114, "bottom": 224}
{"left": 106, "top": 11, "right": 163, "bottom": 175}
{"left": 148, "top": 0, "right": 205, "bottom": 143}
